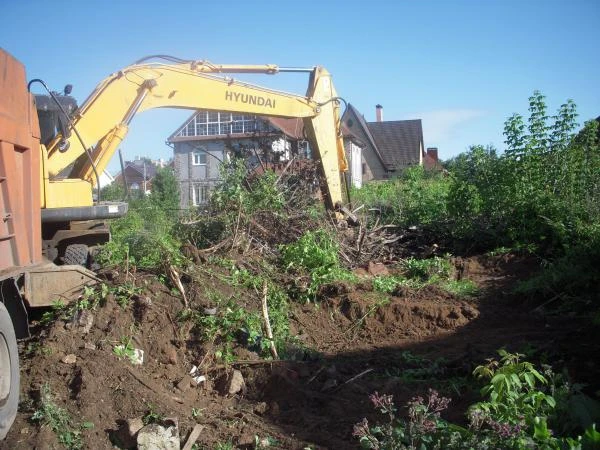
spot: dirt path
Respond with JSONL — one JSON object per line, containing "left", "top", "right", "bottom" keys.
{"left": 2, "top": 255, "right": 595, "bottom": 449}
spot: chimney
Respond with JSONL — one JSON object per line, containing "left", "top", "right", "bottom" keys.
{"left": 426, "top": 147, "right": 439, "bottom": 162}
{"left": 375, "top": 104, "right": 383, "bottom": 122}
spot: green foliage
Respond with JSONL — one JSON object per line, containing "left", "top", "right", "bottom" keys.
{"left": 98, "top": 195, "right": 184, "bottom": 270}
{"left": 142, "top": 404, "right": 164, "bottom": 425}
{"left": 40, "top": 284, "right": 109, "bottom": 326}
{"left": 471, "top": 350, "right": 555, "bottom": 427}
{"left": 99, "top": 182, "right": 126, "bottom": 202}
{"left": 442, "top": 279, "right": 478, "bottom": 297}
{"left": 150, "top": 167, "right": 180, "bottom": 212}
{"left": 352, "top": 166, "right": 450, "bottom": 228}
{"left": 354, "top": 352, "right": 600, "bottom": 449}
{"left": 31, "top": 383, "right": 92, "bottom": 450}
{"left": 402, "top": 256, "right": 451, "bottom": 281}
{"left": 372, "top": 275, "right": 409, "bottom": 294}
{"left": 211, "top": 158, "right": 284, "bottom": 214}
{"left": 113, "top": 336, "right": 138, "bottom": 363}
{"left": 280, "top": 229, "right": 356, "bottom": 302}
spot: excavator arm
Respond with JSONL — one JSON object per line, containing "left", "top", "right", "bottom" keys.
{"left": 43, "top": 58, "right": 347, "bottom": 211}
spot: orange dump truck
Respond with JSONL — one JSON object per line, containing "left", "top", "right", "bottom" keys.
{"left": 0, "top": 49, "right": 98, "bottom": 439}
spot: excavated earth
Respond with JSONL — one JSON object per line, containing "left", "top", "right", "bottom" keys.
{"left": 2, "top": 255, "right": 598, "bottom": 449}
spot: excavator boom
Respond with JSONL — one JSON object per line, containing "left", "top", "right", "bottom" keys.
{"left": 43, "top": 58, "right": 348, "bottom": 211}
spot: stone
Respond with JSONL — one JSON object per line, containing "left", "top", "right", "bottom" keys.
{"left": 83, "top": 342, "right": 97, "bottom": 351}
{"left": 75, "top": 309, "right": 94, "bottom": 334}
{"left": 253, "top": 402, "right": 268, "bottom": 415}
{"left": 116, "top": 417, "right": 144, "bottom": 448}
{"left": 176, "top": 375, "right": 193, "bottom": 392}
{"left": 163, "top": 347, "right": 177, "bottom": 365}
{"left": 137, "top": 421, "right": 180, "bottom": 450}
{"left": 218, "top": 369, "right": 245, "bottom": 396}
{"left": 61, "top": 354, "right": 77, "bottom": 364}
{"left": 368, "top": 261, "right": 389, "bottom": 277}
{"left": 227, "top": 370, "right": 245, "bottom": 395}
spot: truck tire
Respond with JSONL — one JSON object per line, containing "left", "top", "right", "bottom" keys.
{"left": 0, "top": 302, "right": 19, "bottom": 440}
{"left": 63, "top": 244, "right": 89, "bottom": 266}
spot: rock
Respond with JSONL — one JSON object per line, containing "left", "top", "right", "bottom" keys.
{"left": 368, "top": 261, "right": 389, "bottom": 277}
{"left": 176, "top": 375, "right": 193, "bottom": 392}
{"left": 218, "top": 369, "right": 245, "bottom": 396}
{"left": 163, "top": 347, "right": 177, "bottom": 365}
{"left": 137, "top": 421, "right": 180, "bottom": 450}
{"left": 116, "top": 417, "right": 144, "bottom": 449}
{"left": 228, "top": 370, "right": 245, "bottom": 395}
{"left": 61, "top": 354, "right": 77, "bottom": 364}
{"left": 254, "top": 402, "right": 268, "bottom": 415}
{"left": 192, "top": 375, "right": 206, "bottom": 385}
{"left": 75, "top": 309, "right": 94, "bottom": 334}
{"left": 83, "top": 341, "right": 97, "bottom": 351}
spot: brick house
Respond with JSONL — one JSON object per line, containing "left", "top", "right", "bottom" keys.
{"left": 113, "top": 157, "right": 168, "bottom": 195}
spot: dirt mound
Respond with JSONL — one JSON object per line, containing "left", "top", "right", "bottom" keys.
{"left": 2, "top": 255, "right": 597, "bottom": 449}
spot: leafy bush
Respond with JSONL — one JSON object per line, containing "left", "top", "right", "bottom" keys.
{"left": 98, "top": 196, "right": 184, "bottom": 270}
{"left": 402, "top": 256, "right": 451, "bottom": 281}
{"left": 354, "top": 351, "right": 600, "bottom": 449}
{"left": 280, "top": 229, "right": 356, "bottom": 301}
{"left": 352, "top": 166, "right": 450, "bottom": 228}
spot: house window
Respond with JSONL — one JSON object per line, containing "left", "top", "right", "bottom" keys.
{"left": 176, "top": 110, "right": 261, "bottom": 138}
{"left": 193, "top": 151, "right": 207, "bottom": 166}
{"left": 192, "top": 184, "right": 209, "bottom": 206}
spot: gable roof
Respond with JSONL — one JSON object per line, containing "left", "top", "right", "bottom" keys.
{"left": 121, "top": 161, "right": 157, "bottom": 180}
{"left": 367, "top": 119, "right": 423, "bottom": 168}
{"left": 265, "top": 117, "right": 305, "bottom": 140}
{"left": 342, "top": 104, "right": 424, "bottom": 171}
{"left": 343, "top": 104, "right": 390, "bottom": 169}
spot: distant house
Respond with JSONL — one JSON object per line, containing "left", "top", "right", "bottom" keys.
{"left": 167, "top": 110, "right": 314, "bottom": 209}
{"left": 341, "top": 104, "right": 428, "bottom": 181}
{"left": 114, "top": 157, "right": 168, "bottom": 195}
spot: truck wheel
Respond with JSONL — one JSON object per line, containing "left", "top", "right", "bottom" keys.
{"left": 0, "top": 302, "right": 19, "bottom": 440}
{"left": 63, "top": 244, "right": 89, "bottom": 266}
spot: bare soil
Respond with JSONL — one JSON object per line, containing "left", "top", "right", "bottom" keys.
{"left": 2, "top": 255, "right": 598, "bottom": 449}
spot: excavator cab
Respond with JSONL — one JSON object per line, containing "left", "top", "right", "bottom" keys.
{"left": 34, "top": 87, "right": 76, "bottom": 148}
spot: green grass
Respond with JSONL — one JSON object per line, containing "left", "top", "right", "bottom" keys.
{"left": 31, "top": 384, "right": 93, "bottom": 450}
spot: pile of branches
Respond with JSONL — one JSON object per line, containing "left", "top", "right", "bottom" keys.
{"left": 336, "top": 207, "right": 445, "bottom": 268}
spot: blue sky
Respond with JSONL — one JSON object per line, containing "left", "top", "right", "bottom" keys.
{"left": 2, "top": 0, "right": 598, "bottom": 174}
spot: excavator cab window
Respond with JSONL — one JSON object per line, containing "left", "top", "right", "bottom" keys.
{"left": 34, "top": 93, "right": 77, "bottom": 146}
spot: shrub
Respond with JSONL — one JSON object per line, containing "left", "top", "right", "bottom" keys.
{"left": 354, "top": 351, "right": 600, "bottom": 449}
{"left": 280, "top": 229, "right": 356, "bottom": 301}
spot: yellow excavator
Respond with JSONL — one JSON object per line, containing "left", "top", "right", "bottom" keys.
{"left": 0, "top": 49, "right": 348, "bottom": 439}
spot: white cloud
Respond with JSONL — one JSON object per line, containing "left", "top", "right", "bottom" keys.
{"left": 401, "top": 109, "right": 487, "bottom": 145}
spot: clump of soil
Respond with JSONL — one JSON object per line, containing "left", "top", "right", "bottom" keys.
{"left": 2, "top": 255, "right": 597, "bottom": 449}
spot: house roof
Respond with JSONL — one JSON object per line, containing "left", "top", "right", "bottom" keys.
{"left": 367, "top": 119, "right": 423, "bottom": 168}
{"left": 120, "top": 161, "right": 157, "bottom": 180}
{"left": 265, "top": 117, "right": 305, "bottom": 140}
{"left": 344, "top": 104, "right": 390, "bottom": 169}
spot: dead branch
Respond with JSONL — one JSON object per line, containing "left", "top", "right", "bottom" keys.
{"left": 261, "top": 280, "right": 279, "bottom": 359}
{"left": 166, "top": 263, "right": 188, "bottom": 309}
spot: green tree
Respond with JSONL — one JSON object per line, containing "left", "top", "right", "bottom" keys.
{"left": 150, "top": 167, "right": 180, "bottom": 211}
{"left": 99, "top": 181, "right": 126, "bottom": 202}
